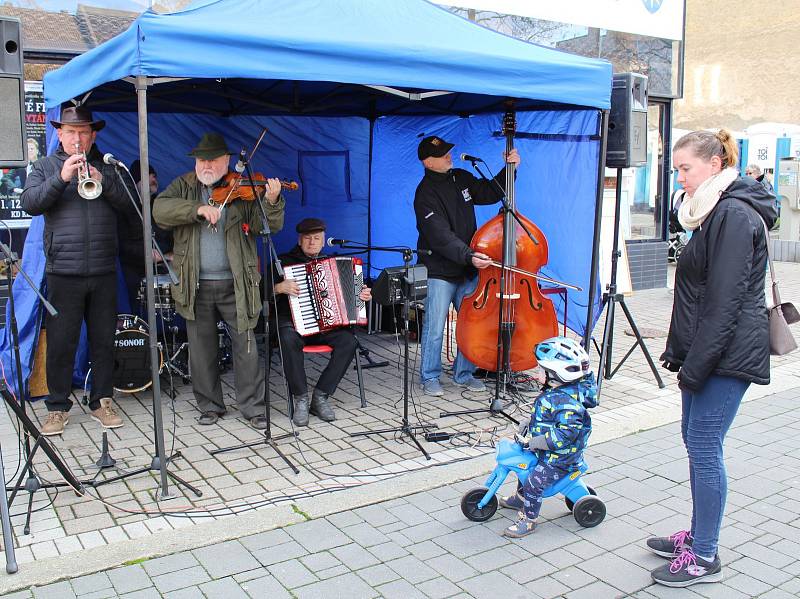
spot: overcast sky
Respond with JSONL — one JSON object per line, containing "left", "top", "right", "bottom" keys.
{"left": 9, "top": 0, "right": 149, "bottom": 12}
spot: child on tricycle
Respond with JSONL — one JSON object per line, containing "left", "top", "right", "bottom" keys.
{"left": 461, "top": 337, "right": 603, "bottom": 537}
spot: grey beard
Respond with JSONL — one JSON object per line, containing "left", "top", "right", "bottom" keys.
{"left": 198, "top": 171, "right": 221, "bottom": 186}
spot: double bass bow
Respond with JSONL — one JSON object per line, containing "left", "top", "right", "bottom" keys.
{"left": 456, "top": 110, "right": 562, "bottom": 375}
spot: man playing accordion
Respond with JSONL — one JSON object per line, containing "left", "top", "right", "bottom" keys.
{"left": 272, "top": 217, "right": 371, "bottom": 427}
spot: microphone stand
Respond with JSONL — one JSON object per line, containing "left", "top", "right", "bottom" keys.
{"left": 348, "top": 244, "right": 436, "bottom": 461}
{"left": 0, "top": 238, "right": 83, "bottom": 543}
{"left": 111, "top": 164, "right": 178, "bottom": 286}
{"left": 438, "top": 158, "right": 521, "bottom": 424}
{"left": 105, "top": 162, "right": 202, "bottom": 499}
{"left": 209, "top": 154, "right": 299, "bottom": 474}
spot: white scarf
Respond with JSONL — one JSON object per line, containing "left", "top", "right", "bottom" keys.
{"left": 677, "top": 167, "right": 739, "bottom": 231}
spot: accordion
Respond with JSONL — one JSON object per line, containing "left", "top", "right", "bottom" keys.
{"left": 284, "top": 256, "right": 368, "bottom": 336}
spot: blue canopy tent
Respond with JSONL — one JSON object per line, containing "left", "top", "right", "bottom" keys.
{"left": 3, "top": 0, "right": 612, "bottom": 404}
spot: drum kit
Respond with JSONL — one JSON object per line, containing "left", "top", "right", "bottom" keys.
{"left": 111, "top": 275, "right": 232, "bottom": 395}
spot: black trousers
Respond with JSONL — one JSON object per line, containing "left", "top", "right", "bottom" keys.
{"left": 278, "top": 324, "right": 357, "bottom": 397}
{"left": 45, "top": 272, "right": 117, "bottom": 412}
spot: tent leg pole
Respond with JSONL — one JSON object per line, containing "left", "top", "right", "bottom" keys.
{"left": 583, "top": 109, "right": 609, "bottom": 350}
{"left": 136, "top": 76, "right": 171, "bottom": 499}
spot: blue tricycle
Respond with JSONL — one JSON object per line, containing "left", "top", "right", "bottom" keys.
{"left": 461, "top": 439, "right": 606, "bottom": 528}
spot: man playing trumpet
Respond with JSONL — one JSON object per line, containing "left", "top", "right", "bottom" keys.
{"left": 21, "top": 105, "right": 129, "bottom": 436}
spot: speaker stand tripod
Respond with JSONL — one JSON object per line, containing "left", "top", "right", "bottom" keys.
{"left": 594, "top": 168, "right": 665, "bottom": 394}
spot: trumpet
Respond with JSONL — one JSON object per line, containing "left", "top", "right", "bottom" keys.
{"left": 75, "top": 144, "right": 102, "bottom": 200}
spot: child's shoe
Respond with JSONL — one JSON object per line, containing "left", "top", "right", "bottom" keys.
{"left": 498, "top": 492, "right": 524, "bottom": 510}
{"left": 646, "top": 529, "right": 693, "bottom": 558}
{"left": 503, "top": 512, "right": 536, "bottom": 538}
{"left": 651, "top": 549, "right": 722, "bottom": 587}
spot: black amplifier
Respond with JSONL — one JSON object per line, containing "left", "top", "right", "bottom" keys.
{"left": 372, "top": 264, "right": 428, "bottom": 306}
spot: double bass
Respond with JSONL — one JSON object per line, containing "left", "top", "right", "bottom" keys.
{"left": 456, "top": 110, "right": 559, "bottom": 374}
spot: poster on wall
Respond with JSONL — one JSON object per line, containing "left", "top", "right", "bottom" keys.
{"left": 747, "top": 134, "right": 776, "bottom": 172}
{"left": 0, "top": 81, "right": 46, "bottom": 230}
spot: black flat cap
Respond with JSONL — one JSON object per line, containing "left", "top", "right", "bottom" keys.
{"left": 296, "top": 217, "right": 327, "bottom": 233}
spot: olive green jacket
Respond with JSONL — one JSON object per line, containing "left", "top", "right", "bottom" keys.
{"left": 153, "top": 171, "right": 285, "bottom": 333}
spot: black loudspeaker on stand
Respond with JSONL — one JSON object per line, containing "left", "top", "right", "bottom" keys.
{"left": 350, "top": 247, "right": 436, "bottom": 460}
{"left": 606, "top": 73, "right": 648, "bottom": 169}
{"left": 0, "top": 16, "right": 26, "bottom": 168}
{"left": 594, "top": 73, "right": 664, "bottom": 393}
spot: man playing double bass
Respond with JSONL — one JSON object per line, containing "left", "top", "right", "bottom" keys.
{"left": 413, "top": 135, "right": 520, "bottom": 397}
{"left": 153, "top": 132, "right": 285, "bottom": 429}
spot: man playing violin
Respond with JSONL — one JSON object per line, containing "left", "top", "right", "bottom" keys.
{"left": 271, "top": 218, "right": 371, "bottom": 426}
{"left": 153, "top": 132, "right": 285, "bottom": 429}
{"left": 21, "top": 105, "right": 129, "bottom": 436}
{"left": 413, "top": 135, "right": 520, "bottom": 397}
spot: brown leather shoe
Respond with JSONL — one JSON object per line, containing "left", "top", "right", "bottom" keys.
{"left": 90, "top": 398, "right": 123, "bottom": 429}
{"left": 41, "top": 411, "right": 69, "bottom": 436}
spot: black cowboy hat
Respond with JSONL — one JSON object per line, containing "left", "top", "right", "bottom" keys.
{"left": 49, "top": 105, "right": 106, "bottom": 131}
{"left": 188, "top": 132, "right": 235, "bottom": 160}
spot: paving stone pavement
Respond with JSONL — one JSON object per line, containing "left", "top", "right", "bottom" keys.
{"left": 3, "top": 261, "right": 800, "bottom": 592}
{"left": 4, "top": 388, "right": 798, "bottom": 598}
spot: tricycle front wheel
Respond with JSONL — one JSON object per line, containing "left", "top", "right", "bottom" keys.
{"left": 461, "top": 487, "right": 498, "bottom": 522}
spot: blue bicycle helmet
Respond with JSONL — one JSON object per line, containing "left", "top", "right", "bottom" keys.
{"left": 535, "top": 336, "right": 591, "bottom": 384}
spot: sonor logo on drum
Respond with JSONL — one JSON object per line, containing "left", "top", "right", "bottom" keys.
{"left": 113, "top": 314, "right": 164, "bottom": 393}
{"left": 115, "top": 338, "right": 146, "bottom": 348}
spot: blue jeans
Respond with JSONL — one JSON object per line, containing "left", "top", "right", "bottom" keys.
{"left": 420, "top": 277, "right": 477, "bottom": 384}
{"left": 681, "top": 374, "right": 749, "bottom": 558}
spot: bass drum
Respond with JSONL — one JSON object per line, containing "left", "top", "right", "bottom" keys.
{"left": 113, "top": 314, "right": 164, "bottom": 393}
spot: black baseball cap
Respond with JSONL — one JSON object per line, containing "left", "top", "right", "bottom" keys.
{"left": 418, "top": 135, "right": 454, "bottom": 160}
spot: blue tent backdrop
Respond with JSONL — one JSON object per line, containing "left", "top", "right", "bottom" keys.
{"left": 1, "top": 0, "right": 611, "bottom": 400}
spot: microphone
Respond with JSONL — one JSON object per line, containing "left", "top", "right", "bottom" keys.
{"left": 460, "top": 153, "right": 483, "bottom": 163}
{"left": 103, "top": 153, "right": 125, "bottom": 167}
{"left": 327, "top": 237, "right": 349, "bottom": 247}
{"left": 234, "top": 149, "right": 247, "bottom": 174}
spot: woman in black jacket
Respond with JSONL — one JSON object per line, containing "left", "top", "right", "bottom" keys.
{"left": 647, "top": 130, "right": 776, "bottom": 588}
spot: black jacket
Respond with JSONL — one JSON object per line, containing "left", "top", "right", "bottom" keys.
{"left": 116, "top": 191, "right": 174, "bottom": 275}
{"left": 21, "top": 144, "right": 128, "bottom": 276}
{"left": 661, "top": 177, "right": 777, "bottom": 391}
{"left": 414, "top": 167, "right": 506, "bottom": 282}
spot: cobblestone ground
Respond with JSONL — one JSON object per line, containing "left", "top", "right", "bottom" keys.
{"left": 2, "top": 262, "right": 800, "bottom": 592}
{"left": 5, "top": 388, "right": 799, "bottom": 598}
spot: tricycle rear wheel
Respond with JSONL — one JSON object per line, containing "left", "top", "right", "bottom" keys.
{"left": 565, "top": 485, "right": 596, "bottom": 512}
{"left": 573, "top": 495, "right": 606, "bottom": 528}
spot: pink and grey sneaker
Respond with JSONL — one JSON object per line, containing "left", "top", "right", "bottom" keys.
{"left": 651, "top": 549, "right": 722, "bottom": 587}
{"left": 646, "top": 529, "right": 693, "bottom": 559}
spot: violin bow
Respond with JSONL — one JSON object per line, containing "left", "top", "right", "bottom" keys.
{"left": 485, "top": 260, "right": 582, "bottom": 291}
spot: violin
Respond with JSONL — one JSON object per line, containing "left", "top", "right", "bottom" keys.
{"left": 210, "top": 171, "right": 298, "bottom": 206}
